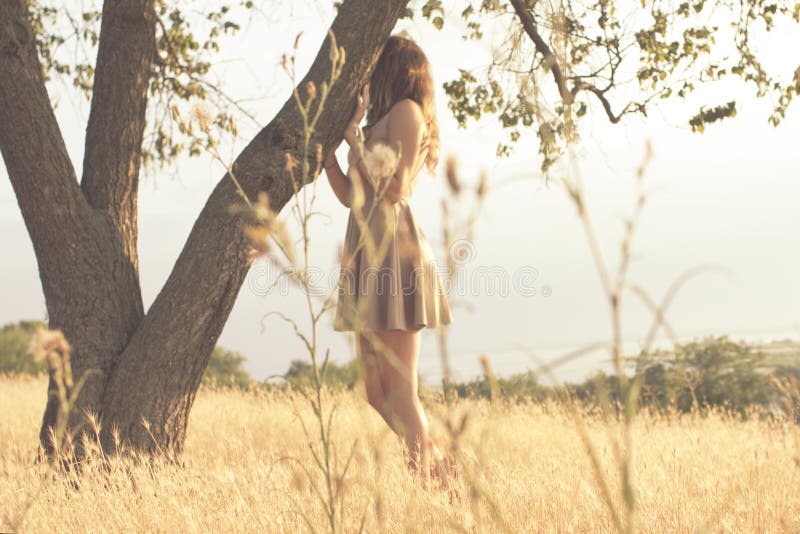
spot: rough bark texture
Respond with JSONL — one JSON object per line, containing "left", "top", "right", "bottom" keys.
{"left": 81, "top": 0, "right": 157, "bottom": 272}
{"left": 0, "top": 0, "right": 148, "bottom": 453}
{"left": 1, "top": 0, "right": 409, "bottom": 457}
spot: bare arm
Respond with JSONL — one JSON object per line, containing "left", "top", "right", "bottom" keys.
{"left": 325, "top": 84, "right": 370, "bottom": 208}
{"left": 325, "top": 153, "right": 352, "bottom": 208}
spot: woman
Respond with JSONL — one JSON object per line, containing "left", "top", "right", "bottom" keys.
{"left": 323, "top": 35, "right": 455, "bottom": 481}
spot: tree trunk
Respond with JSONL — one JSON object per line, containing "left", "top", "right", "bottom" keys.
{"left": 1, "top": 0, "right": 409, "bottom": 457}
{"left": 0, "top": 0, "right": 149, "bottom": 454}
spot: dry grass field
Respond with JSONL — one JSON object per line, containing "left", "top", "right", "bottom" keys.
{"left": 2, "top": 374, "right": 799, "bottom": 532}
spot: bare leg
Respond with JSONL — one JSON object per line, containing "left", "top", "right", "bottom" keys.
{"left": 356, "top": 329, "right": 452, "bottom": 480}
{"left": 355, "top": 332, "right": 395, "bottom": 429}
{"left": 371, "top": 328, "right": 435, "bottom": 474}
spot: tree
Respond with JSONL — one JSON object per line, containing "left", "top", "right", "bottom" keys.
{"left": 0, "top": 0, "right": 409, "bottom": 457}
{"left": 3, "top": 0, "right": 797, "bottom": 460}
{"left": 439, "top": 0, "right": 799, "bottom": 172}
{"left": 674, "top": 336, "right": 773, "bottom": 415}
{"left": 609, "top": 337, "right": 774, "bottom": 415}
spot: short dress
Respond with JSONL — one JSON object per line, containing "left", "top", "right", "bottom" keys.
{"left": 332, "top": 107, "right": 454, "bottom": 332}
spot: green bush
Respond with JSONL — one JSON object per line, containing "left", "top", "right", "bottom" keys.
{"left": 451, "top": 370, "right": 549, "bottom": 402}
{"left": 281, "top": 358, "right": 361, "bottom": 391}
{"left": 637, "top": 337, "right": 775, "bottom": 416}
{"left": 0, "top": 320, "right": 47, "bottom": 375}
{"left": 202, "top": 347, "right": 252, "bottom": 389}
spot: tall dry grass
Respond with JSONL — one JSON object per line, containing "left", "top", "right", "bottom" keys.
{"left": 2, "top": 374, "right": 798, "bottom": 532}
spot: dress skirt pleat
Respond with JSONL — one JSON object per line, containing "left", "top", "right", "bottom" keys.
{"left": 333, "top": 197, "right": 453, "bottom": 332}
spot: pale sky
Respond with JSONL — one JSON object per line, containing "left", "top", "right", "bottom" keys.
{"left": 1, "top": 1, "right": 798, "bottom": 385}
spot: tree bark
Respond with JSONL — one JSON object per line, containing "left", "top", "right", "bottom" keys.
{"left": 3, "top": 0, "right": 409, "bottom": 457}
{"left": 81, "top": 0, "right": 157, "bottom": 273}
{"left": 99, "top": 0, "right": 410, "bottom": 455}
{"left": 0, "top": 0, "right": 149, "bottom": 454}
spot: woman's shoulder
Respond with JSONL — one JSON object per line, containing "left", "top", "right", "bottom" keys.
{"left": 388, "top": 98, "right": 425, "bottom": 124}
{"left": 369, "top": 99, "right": 424, "bottom": 130}
{"left": 387, "top": 98, "right": 427, "bottom": 143}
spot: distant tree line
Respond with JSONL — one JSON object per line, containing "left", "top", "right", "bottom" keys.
{"left": 447, "top": 338, "right": 799, "bottom": 418}
{"left": 2, "top": 321, "right": 797, "bottom": 418}
{"left": 271, "top": 337, "right": 800, "bottom": 420}
{"left": 0, "top": 320, "right": 251, "bottom": 389}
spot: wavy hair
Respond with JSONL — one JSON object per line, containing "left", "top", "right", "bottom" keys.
{"left": 365, "top": 35, "right": 439, "bottom": 174}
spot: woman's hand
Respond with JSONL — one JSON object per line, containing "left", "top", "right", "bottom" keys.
{"left": 344, "top": 84, "right": 369, "bottom": 148}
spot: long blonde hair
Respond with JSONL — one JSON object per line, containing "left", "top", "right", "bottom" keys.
{"left": 365, "top": 35, "right": 439, "bottom": 174}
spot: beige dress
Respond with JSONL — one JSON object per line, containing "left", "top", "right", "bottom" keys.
{"left": 332, "top": 106, "right": 454, "bottom": 332}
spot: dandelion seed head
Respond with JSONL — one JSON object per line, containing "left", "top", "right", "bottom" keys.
{"left": 28, "top": 327, "right": 70, "bottom": 365}
{"left": 192, "top": 103, "right": 213, "bottom": 132}
{"left": 362, "top": 142, "right": 399, "bottom": 186}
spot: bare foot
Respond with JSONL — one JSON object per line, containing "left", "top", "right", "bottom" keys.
{"left": 431, "top": 449, "right": 460, "bottom": 498}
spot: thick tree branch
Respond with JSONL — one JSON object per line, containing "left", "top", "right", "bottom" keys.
{"left": 81, "top": 0, "right": 157, "bottom": 273}
{"left": 0, "top": 0, "right": 87, "bottom": 230}
{"left": 99, "top": 0, "right": 410, "bottom": 453}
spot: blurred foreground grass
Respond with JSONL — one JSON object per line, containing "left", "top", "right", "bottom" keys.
{"left": 2, "top": 374, "right": 798, "bottom": 532}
